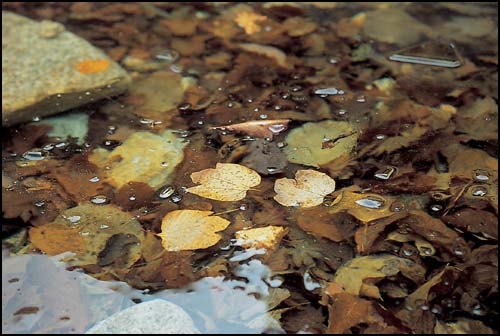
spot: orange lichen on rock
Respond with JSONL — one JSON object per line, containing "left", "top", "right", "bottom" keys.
{"left": 76, "top": 59, "right": 110, "bottom": 74}
{"left": 234, "top": 11, "right": 267, "bottom": 34}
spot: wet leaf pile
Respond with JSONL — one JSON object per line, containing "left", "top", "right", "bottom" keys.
{"left": 2, "top": 2, "right": 498, "bottom": 334}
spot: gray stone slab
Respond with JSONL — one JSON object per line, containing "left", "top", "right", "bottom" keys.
{"left": 85, "top": 299, "right": 201, "bottom": 334}
{"left": 2, "top": 11, "right": 131, "bottom": 127}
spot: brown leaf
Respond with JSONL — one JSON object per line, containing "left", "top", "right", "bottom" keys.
{"left": 444, "top": 208, "right": 498, "bottom": 240}
{"left": 241, "top": 139, "right": 288, "bottom": 175}
{"left": 405, "top": 211, "right": 471, "bottom": 260}
{"left": 326, "top": 293, "right": 388, "bottom": 334}
{"left": 354, "top": 212, "right": 409, "bottom": 254}
{"left": 210, "top": 119, "right": 290, "bottom": 139}
{"left": 295, "top": 208, "right": 356, "bottom": 242}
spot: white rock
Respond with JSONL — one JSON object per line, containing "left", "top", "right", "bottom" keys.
{"left": 86, "top": 299, "right": 201, "bottom": 334}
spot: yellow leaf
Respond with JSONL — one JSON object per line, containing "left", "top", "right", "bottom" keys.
{"left": 331, "top": 254, "right": 426, "bottom": 299}
{"left": 234, "top": 11, "right": 267, "bottom": 34}
{"left": 157, "top": 210, "right": 231, "bottom": 251}
{"left": 274, "top": 170, "right": 336, "bottom": 208}
{"left": 187, "top": 163, "right": 261, "bottom": 201}
{"left": 329, "top": 190, "right": 393, "bottom": 223}
{"left": 235, "top": 226, "right": 288, "bottom": 250}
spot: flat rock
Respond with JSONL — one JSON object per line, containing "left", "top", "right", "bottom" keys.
{"left": 2, "top": 11, "right": 131, "bottom": 127}
{"left": 86, "top": 299, "right": 201, "bottom": 334}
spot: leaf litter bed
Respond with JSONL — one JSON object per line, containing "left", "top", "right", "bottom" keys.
{"left": 2, "top": 2, "right": 498, "bottom": 334}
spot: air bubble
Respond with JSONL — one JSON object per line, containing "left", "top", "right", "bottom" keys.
{"left": 473, "top": 169, "right": 490, "bottom": 182}
{"left": 157, "top": 186, "right": 175, "bottom": 199}
{"left": 470, "top": 185, "right": 488, "bottom": 197}
{"left": 430, "top": 204, "right": 443, "bottom": 212}
{"left": 375, "top": 134, "right": 386, "bottom": 140}
{"left": 374, "top": 166, "right": 397, "bottom": 180}
{"left": 89, "top": 176, "right": 100, "bottom": 183}
{"left": 259, "top": 114, "right": 268, "bottom": 119}
{"left": 390, "top": 201, "right": 405, "bottom": 212}
{"left": 22, "top": 149, "right": 47, "bottom": 161}
{"left": 355, "top": 196, "right": 385, "bottom": 209}
{"left": 171, "top": 193, "right": 183, "bottom": 203}
{"left": 356, "top": 95, "right": 366, "bottom": 103}
{"left": 90, "top": 195, "right": 110, "bottom": 205}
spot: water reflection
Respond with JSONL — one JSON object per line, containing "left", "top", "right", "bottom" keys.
{"left": 2, "top": 250, "right": 285, "bottom": 334}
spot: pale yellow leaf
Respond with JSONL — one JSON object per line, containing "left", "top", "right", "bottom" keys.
{"left": 235, "top": 226, "right": 288, "bottom": 250}
{"left": 274, "top": 170, "right": 336, "bottom": 208}
{"left": 157, "top": 210, "right": 231, "bottom": 252}
{"left": 187, "top": 163, "right": 261, "bottom": 201}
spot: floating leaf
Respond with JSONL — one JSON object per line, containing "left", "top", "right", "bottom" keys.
{"left": 331, "top": 254, "right": 426, "bottom": 299}
{"left": 329, "top": 190, "right": 393, "bottom": 223}
{"left": 283, "top": 121, "right": 357, "bottom": 168}
{"left": 157, "top": 210, "right": 231, "bottom": 251}
{"left": 274, "top": 170, "right": 336, "bottom": 208}
{"left": 187, "top": 163, "right": 261, "bottom": 201}
{"left": 234, "top": 226, "right": 288, "bottom": 250}
{"left": 210, "top": 119, "right": 290, "bottom": 139}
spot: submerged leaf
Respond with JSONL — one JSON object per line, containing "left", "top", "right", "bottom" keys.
{"left": 187, "top": 163, "right": 261, "bottom": 201}
{"left": 158, "top": 210, "right": 231, "bottom": 251}
{"left": 331, "top": 254, "right": 426, "bottom": 299}
{"left": 274, "top": 170, "right": 336, "bottom": 207}
{"left": 29, "top": 203, "right": 144, "bottom": 268}
{"left": 283, "top": 121, "right": 357, "bottom": 167}
{"left": 326, "top": 293, "right": 391, "bottom": 334}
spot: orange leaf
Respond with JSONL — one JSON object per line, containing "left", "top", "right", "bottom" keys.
{"left": 76, "top": 59, "right": 110, "bottom": 74}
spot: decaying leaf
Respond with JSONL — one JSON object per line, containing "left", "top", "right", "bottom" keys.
{"left": 29, "top": 203, "right": 144, "bottom": 268}
{"left": 210, "top": 119, "right": 290, "bottom": 139}
{"left": 283, "top": 121, "right": 357, "bottom": 168}
{"left": 331, "top": 254, "right": 426, "bottom": 299}
{"left": 329, "top": 190, "right": 394, "bottom": 223}
{"left": 386, "top": 231, "right": 436, "bottom": 257}
{"left": 396, "top": 266, "right": 457, "bottom": 334}
{"left": 187, "top": 163, "right": 261, "bottom": 201}
{"left": 274, "top": 170, "right": 336, "bottom": 208}
{"left": 234, "top": 226, "right": 288, "bottom": 250}
{"left": 295, "top": 208, "right": 357, "bottom": 242}
{"left": 157, "top": 210, "right": 231, "bottom": 251}
{"left": 326, "top": 293, "right": 393, "bottom": 334}
{"left": 241, "top": 139, "right": 288, "bottom": 175}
